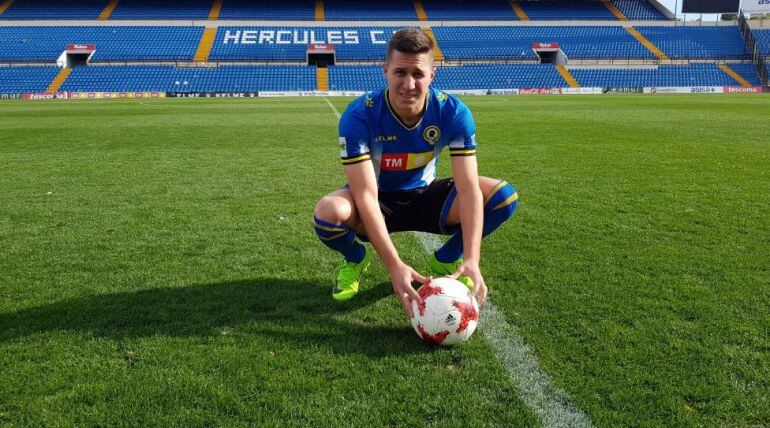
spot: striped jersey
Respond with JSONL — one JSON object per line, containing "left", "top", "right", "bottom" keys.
{"left": 339, "top": 87, "right": 476, "bottom": 192}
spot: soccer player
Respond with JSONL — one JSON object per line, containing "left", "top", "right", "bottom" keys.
{"left": 313, "top": 28, "right": 518, "bottom": 317}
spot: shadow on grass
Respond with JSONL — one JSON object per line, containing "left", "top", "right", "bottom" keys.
{"left": 0, "top": 279, "right": 432, "bottom": 357}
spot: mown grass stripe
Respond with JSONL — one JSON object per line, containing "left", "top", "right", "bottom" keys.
{"left": 412, "top": 232, "right": 592, "bottom": 428}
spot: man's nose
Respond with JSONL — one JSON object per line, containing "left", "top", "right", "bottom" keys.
{"left": 403, "top": 76, "right": 416, "bottom": 90}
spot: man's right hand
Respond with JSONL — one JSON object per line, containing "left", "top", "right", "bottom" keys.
{"left": 388, "top": 262, "right": 428, "bottom": 318}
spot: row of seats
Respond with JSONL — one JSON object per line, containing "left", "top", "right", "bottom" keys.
{"left": 571, "top": 63, "right": 762, "bottom": 87}
{"left": 0, "top": 26, "right": 202, "bottom": 61}
{"left": 0, "top": 65, "right": 59, "bottom": 92}
{"left": 60, "top": 65, "right": 316, "bottom": 91}
{"left": 752, "top": 29, "right": 770, "bottom": 57}
{"left": 0, "top": 0, "right": 667, "bottom": 20}
{"left": 433, "top": 26, "right": 654, "bottom": 59}
{"left": 0, "top": 63, "right": 760, "bottom": 93}
{"left": 638, "top": 26, "right": 749, "bottom": 59}
{"left": 0, "top": 25, "right": 749, "bottom": 62}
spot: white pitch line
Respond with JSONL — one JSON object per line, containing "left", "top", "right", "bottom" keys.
{"left": 323, "top": 96, "right": 341, "bottom": 119}
{"left": 413, "top": 232, "right": 592, "bottom": 428}
{"left": 321, "top": 97, "right": 591, "bottom": 427}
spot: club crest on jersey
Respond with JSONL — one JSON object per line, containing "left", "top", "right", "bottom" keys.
{"left": 423, "top": 126, "right": 441, "bottom": 145}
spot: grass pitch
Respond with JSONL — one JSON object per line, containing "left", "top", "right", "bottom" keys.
{"left": 1, "top": 94, "right": 768, "bottom": 426}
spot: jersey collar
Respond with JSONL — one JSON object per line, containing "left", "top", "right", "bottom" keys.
{"left": 384, "top": 88, "right": 430, "bottom": 131}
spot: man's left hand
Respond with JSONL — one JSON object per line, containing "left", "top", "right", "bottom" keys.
{"left": 449, "top": 259, "right": 487, "bottom": 306}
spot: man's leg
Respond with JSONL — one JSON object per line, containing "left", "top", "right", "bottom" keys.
{"left": 313, "top": 189, "right": 370, "bottom": 301}
{"left": 433, "top": 176, "right": 518, "bottom": 268}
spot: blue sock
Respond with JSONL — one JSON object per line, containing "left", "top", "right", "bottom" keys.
{"left": 313, "top": 216, "right": 366, "bottom": 263}
{"left": 434, "top": 181, "right": 518, "bottom": 263}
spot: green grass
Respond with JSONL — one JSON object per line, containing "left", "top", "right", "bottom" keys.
{"left": 1, "top": 95, "right": 768, "bottom": 426}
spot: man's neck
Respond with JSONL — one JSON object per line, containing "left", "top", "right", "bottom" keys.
{"left": 387, "top": 90, "right": 427, "bottom": 129}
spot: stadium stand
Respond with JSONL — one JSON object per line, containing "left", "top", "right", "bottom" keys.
{"left": 611, "top": 0, "right": 666, "bottom": 20}
{"left": 0, "top": 0, "right": 765, "bottom": 94}
{"left": 636, "top": 26, "right": 750, "bottom": 59}
{"left": 60, "top": 65, "right": 315, "bottom": 92}
{"left": 421, "top": 0, "right": 519, "bottom": 21}
{"left": 432, "top": 26, "right": 655, "bottom": 60}
{"left": 0, "top": 0, "right": 106, "bottom": 19}
{"left": 324, "top": 0, "right": 416, "bottom": 21}
{"left": 218, "top": 0, "right": 315, "bottom": 20}
{"left": 0, "top": 65, "right": 59, "bottom": 93}
{"left": 570, "top": 63, "right": 762, "bottom": 87}
{"left": 108, "top": 0, "right": 212, "bottom": 20}
{"left": 752, "top": 29, "right": 770, "bottom": 56}
{"left": 329, "top": 64, "right": 566, "bottom": 91}
{"left": 724, "top": 63, "right": 764, "bottom": 85}
{"left": 209, "top": 27, "right": 400, "bottom": 61}
{"left": 0, "top": 26, "right": 202, "bottom": 61}
{"left": 517, "top": 0, "right": 617, "bottom": 20}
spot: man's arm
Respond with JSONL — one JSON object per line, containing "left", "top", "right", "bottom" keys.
{"left": 345, "top": 161, "right": 425, "bottom": 316}
{"left": 449, "top": 153, "right": 488, "bottom": 305}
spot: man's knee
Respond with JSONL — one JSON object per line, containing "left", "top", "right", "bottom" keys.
{"left": 484, "top": 179, "right": 518, "bottom": 218}
{"left": 314, "top": 190, "right": 360, "bottom": 227}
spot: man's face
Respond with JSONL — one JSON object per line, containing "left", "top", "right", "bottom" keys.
{"left": 383, "top": 50, "right": 435, "bottom": 120}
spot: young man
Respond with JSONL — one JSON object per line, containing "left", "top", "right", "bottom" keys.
{"left": 313, "top": 29, "right": 518, "bottom": 317}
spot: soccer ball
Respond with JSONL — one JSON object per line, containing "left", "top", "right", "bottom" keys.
{"left": 410, "top": 277, "right": 479, "bottom": 346}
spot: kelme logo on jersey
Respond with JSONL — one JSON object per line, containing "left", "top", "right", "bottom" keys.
{"left": 423, "top": 126, "right": 441, "bottom": 145}
{"left": 381, "top": 151, "right": 434, "bottom": 171}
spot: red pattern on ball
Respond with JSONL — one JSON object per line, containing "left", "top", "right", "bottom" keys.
{"left": 452, "top": 300, "right": 479, "bottom": 333}
{"left": 415, "top": 280, "right": 443, "bottom": 316}
{"left": 417, "top": 325, "right": 449, "bottom": 345}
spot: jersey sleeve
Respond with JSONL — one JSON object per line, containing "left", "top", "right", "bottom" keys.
{"left": 445, "top": 101, "right": 477, "bottom": 157}
{"left": 338, "top": 101, "right": 372, "bottom": 166}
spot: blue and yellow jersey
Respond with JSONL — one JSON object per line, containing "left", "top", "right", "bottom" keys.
{"left": 339, "top": 87, "right": 476, "bottom": 192}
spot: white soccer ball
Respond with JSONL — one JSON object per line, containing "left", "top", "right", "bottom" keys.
{"left": 410, "top": 277, "right": 479, "bottom": 346}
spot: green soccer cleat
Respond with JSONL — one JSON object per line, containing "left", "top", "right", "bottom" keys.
{"left": 429, "top": 254, "right": 474, "bottom": 292}
{"left": 332, "top": 249, "right": 371, "bottom": 301}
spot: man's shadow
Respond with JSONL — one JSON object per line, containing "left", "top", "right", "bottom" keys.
{"left": 0, "top": 279, "right": 433, "bottom": 357}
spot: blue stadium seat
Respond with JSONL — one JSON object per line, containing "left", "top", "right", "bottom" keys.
{"left": 611, "top": 0, "right": 667, "bottom": 20}
{"left": 518, "top": 0, "right": 616, "bottom": 20}
{"left": 569, "top": 63, "right": 758, "bottom": 87}
{"left": 60, "top": 65, "right": 316, "bottom": 92}
{"left": 109, "top": 0, "right": 212, "bottom": 19}
{"left": 218, "top": 0, "right": 315, "bottom": 20}
{"left": 324, "top": 0, "right": 416, "bottom": 21}
{"left": 328, "top": 64, "right": 565, "bottom": 91}
{"left": 0, "top": 26, "right": 202, "bottom": 61}
{"left": 422, "top": 0, "right": 518, "bottom": 21}
{"left": 725, "top": 63, "right": 763, "bottom": 86}
{"left": 0, "top": 0, "right": 106, "bottom": 19}
{"left": 752, "top": 29, "right": 770, "bottom": 57}
{"left": 432, "top": 26, "right": 654, "bottom": 60}
{"left": 636, "top": 26, "right": 749, "bottom": 59}
{"left": 0, "top": 66, "right": 59, "bottom": 93}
